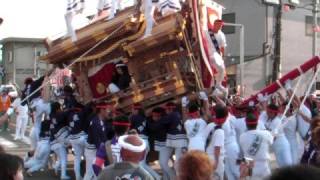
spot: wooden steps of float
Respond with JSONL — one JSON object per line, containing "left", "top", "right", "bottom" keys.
{"left": 98, "top": 71, "right": 189, "bottom": 112}
{"left": 40, "top": 6, "right": 141, "bottom": 64}
{"left": 124, "top": 13, "right": 185, "bottom": 57}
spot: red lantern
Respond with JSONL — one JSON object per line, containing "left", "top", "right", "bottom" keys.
{"left": 313, "top": 25, "right": 320, "bottom": 33}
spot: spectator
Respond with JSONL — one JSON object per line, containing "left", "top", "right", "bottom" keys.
{"left": 267, "top": 165, "right": 320, "bottom": 180}
{"left": 0, "top": 153, "right": 24, "bottom": 180}
{"left": 301, "top": 116, "right": 320, "bottom": 167}
{"left": 177, "top": 150, "right": 214, "bottom": 180}
{"left": 0, "top": 88, "right": 11, "bottom": 132}
{"left": 97, "top": 135, "right": 154, "bottom": 180}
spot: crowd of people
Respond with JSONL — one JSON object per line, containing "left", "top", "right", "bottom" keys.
{"left": 1, "top": 74, "right": 320, "bottom": 180}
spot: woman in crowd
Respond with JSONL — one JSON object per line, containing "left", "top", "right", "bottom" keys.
{"left": 0, "top": 153, "right": 24, "bottom": 180}
{"left": 177, "top": 150, "right": 214, "bottom": 180}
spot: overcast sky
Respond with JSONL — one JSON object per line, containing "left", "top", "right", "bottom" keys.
{"left": 0, "top": 0, "right": 98, "bottom": 40}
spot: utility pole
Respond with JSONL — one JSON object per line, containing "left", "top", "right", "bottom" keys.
{"left": 312, "top": 0, "right": 319, "bottom": 57}
{"left": 272, "top": 1, "right": 282, "bottom": 81}
{"left": 312, "top": 0, "right": 319, "bottom": 92}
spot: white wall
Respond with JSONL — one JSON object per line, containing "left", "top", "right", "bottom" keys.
{"left": 221, "top": 0, "right": 318, "bottom": 96}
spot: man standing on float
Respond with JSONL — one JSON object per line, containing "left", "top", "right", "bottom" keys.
{"left": 200, "top": 0, "right": 227, "bottom": 94}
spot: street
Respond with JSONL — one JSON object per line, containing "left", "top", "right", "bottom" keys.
{"left": 0, "top": 121, "right": 77, "bottom": 180}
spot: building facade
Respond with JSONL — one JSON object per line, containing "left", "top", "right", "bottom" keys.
{"left": 219, "top": 0, "right": 319, "bottom": 96}
{"left": 0, "top": 37, "right": 49, "bottom": 88}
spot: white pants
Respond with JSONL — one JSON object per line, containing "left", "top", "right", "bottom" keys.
{"left": 51, "top": 130, "right": 70, "bottom": 178}
{"left": 30, "top": 126, "right": 40, "bottom": 150}
{"left": 213, "top": 158, "right": 224, "bottom": 180}
{"left": 65, "top": 12, "right": 77, "bottom": 41}
{"left": 272, "top": 136, "right": 293, "bottom": 167}
{"left": 204, "top": 30, "right": 226, "bottom": 90}
{"left": 143, "top": 0, "right": 156, "bottom": 37}
{"left": 284, "top": 118, "right": 300, "bottom": 164}
{"left": 252, "top": 160, "right": 271, "bottom": 179}
{"left": 225, "top": 142, "right": 240, "bottom": 180}
{"left": 25, "top": 140, "right": 50, "bottom": 173}
{"left": 110, "top": 0, "right": 120, "bottom": 18}
{"left": 158, "top": 146, "right": 176, "bottom": 180}
{"left": 30, "top": 98, "right": 50, "bottom": 150}
{"left": 84, "top": 148, "right": 97, "bottom": 180}
{"left": 70, "top": 136, "right": 87, "bottom": 180}
{"left": 51, "top": 143, "right": 69, "bottom": 178}
{"left": 159, "top": 0, "right": 181, "bottom": 16}
{"left": 15, "top": 115, "right": 28, "bottom": 139}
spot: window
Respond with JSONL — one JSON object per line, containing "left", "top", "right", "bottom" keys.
{"left": 288, "top": 0, "right": 300, "bottom": 5}
{"left": 222, "top": 13, "right": 236, "bottom": 34}
{"left": 36, "top": 51, "right": 42, "bottom": 57}
{"left": 305, "top": 16, "right": 320, "bottom": 37}
{"left": 263, "top": 0, "right": 280, "bottom": 5}
{"left": 8, "top": 51, "right": 12, "bottom": 63}
{"left": 316, "top": 81, "right": 320, "bottom": 90}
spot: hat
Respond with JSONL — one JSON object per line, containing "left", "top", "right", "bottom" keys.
{"left": 212, "top": 105, "right": 228, "bottom": 125}
{"left": 118, "top": 135, "right": 146, "bottom": 153}
{"left": 113, "top": 115, "right": 131, "bottom": 127}
{"left": 115, "top": 61, "right": 126, "bottom": 68}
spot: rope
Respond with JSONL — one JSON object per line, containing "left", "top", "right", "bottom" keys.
{"left": 299, "top": 65, "right": 320, "bottom": 112}
{"left": 273, "top": 75, "right": 303, "bottom": 134}
{"left": 276, "top": 67, "right": 320, "bottom": 133}
{"left": 279, "top": 76, "right": 303, "bottom": 121}
{"left": 78, "top": 20, "right": 146, "bottom": 62}
{"left": 20, "top": 21, "right": 128, "bottom": 105}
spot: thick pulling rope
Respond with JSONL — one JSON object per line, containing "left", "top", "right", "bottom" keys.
{"left": 279, "top": 75, "right": 303, "bottom": 121}
{"left": 299, "top": 66, "right": 320, "bottom": 112}
{"left": 272, "top": 75, "right": 303, "bottom": 135}
{"left": 20, "top": 22, "right": 128, "bottom": 105}
{"left": 275, "top": 67, "right": 320, "bottom": 134}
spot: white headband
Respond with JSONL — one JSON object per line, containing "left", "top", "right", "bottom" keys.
{"left": 115, "top": 64, "right": 126, "bottom": 68}
{"left": 118, "top": 135, "right": 146, "bottom": 153}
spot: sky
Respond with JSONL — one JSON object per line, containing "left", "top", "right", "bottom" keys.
{"left": 0, "top": 0, "right": 99, "bottom": 40}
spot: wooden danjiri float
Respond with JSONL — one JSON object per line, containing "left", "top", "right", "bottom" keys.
{"left": 40, "top": 0, "right": 221, "bottom": 112}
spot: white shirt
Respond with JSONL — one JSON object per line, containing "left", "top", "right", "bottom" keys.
{"left": 10, "top": 98, "right": 28, "bottom": 117}
{"left": 259, "top": 111, "right": 284, "bottom": 138}
{"left": 210, "top": 30, "right": 227, "bottom": 52}
{"left": 240, "top": 130, "right": 273, "bottom": 161}
{"left": 184, "top": 118, "right": 212, "bottom": 151}
{"left": 97, "top": 0, "right": 110, "bottom": 10}
{"left": 206, "top": 123, "right": 225, "bottom": 161}
{"left": 111, "top": 140, "right": 122, "bottom": 163}
{"left": 222, "top": 115, "right": 237, "bottom": 145}
{"left": 296, "top": 104, "right": 312, "bottom": 138}
{"left": 231, "top": 117, "right": 266, "bottom": 141}
{"left": 283, "top": 115, "right": 298, "bottom": 138}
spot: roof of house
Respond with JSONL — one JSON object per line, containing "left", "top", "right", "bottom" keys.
{"left": 0, "top": 37, "right": 45, "bottom": 44}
